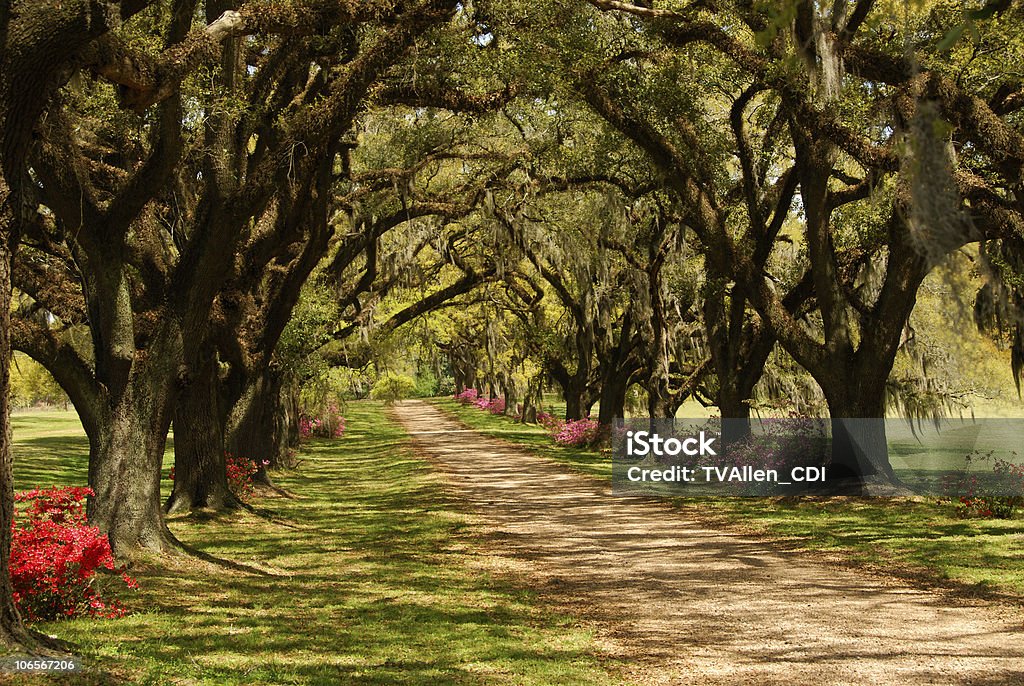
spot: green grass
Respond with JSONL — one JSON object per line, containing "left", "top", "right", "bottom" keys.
{"left": 431, "top": 398, "right": 1024, "bottom": 598}
{"left": 9, "top": 409, "right": 178, "bottom": 499}
{"left": 7, "top": 403, "right": 625, "bottom": 686}
{"left": 10, "top": 409, "right": 91, "bottom": 489}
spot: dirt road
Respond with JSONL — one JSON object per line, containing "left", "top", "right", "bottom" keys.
{"left": 392, "top": 400, "right": 1024, "bottom": 685}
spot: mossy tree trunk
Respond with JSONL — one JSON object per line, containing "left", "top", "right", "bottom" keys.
{"left": 0, "top": 219, "right": 32, "bottom": 648}
{"left": 166, "top": 342, "right": 234, "bottom": 514}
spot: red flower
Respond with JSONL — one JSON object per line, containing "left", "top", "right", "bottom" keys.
{"left": 10, "top": 486, "right": 137, "bottom": 621}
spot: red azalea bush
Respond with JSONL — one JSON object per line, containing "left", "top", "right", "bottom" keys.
{"left": 942, "top": 452, "right": 1024, "bottom": 519}
{"left": 11, "top": 486, "right": 137, "bottom": 621}
{"left": 224, "top": 453, "right": 267, "bottom": 500}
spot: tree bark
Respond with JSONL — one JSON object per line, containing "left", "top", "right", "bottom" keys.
{"left": 166, "top": 343, "right": 235, "bottom": 514}
{"left": 596, "top": 309, "right": 638, "bottom": 427}
{"left": 226, "top": 364, "right": 296, "bottom": 482}
{"left": 564, "top": 379, "right": 588, "bottom": 420}
{"left": 551, "top": 355, "right": 594, "bottom": 421}
{"left": 819, "top": 366, "right": 897, "bottom": 486}
{"left": 647, "top": 376, "right": 676, "bottom": 419}
{"left": 502, "top": 378, "right": 517, "bottom": 416}
{"left": 0, "top": 225, "right": 33, "bottom": 648}
{"left": 597, "top": 372, "right": 630, "bottom": 426}
{"left": 86, "top": 359, "right": 179, "bottom": 555}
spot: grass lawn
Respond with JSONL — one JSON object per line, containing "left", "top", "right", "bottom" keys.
{"left": 6, "top": 403, "right": 625, "bottom": 685}
{"left": 432, "top": 397, "right": 1024, "bottom": 598}
{"left": 10, "top": 409, "right": 178, "bottom": 499}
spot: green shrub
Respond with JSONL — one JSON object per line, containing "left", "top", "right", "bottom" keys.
{"left": 413, "top": 369, "right": 440, "bottom": 397}
{"left": 370, "top": 373, "right": 416, "bottom": 405}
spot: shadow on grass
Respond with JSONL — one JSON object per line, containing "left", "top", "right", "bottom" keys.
{"left": 12, "top": 435, "right": 90, "bottom": 489}
{"left": 9, "top": 402, "right": 620, "bottom": 686}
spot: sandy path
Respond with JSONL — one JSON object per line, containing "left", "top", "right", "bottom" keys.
{"left": 393, "top": 400, "right": 1024, "bottom": 686}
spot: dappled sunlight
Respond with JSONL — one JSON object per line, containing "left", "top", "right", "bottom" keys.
{"left": 6, "top": 402, "right": 620, "bottom": 686}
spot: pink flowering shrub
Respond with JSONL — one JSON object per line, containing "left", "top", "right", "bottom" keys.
{"left": 455, "top": 388, "right": 506, "bottom": 413}
{"left": 11, "top": 486, "right": 138, "bottom": 621}
{"left": 453, "top": 389, "right": 479, "bottom": 404}
{"left": 694, "top": 418, "right": 826, "bottom": 495}
{"left": 299, "top": 403, "right": 346, "bottom": 439}
{"left": 553, "top": 418, "right": 602, "bottom": 447}
{"left": 537, "top": 411, "right": 564, "bottom": 433}
{"left": 472, "top": 397, "right": 506, "bottom": 414}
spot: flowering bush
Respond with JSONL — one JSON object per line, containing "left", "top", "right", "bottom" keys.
{"left": 453, "top": 389, "right": 479, "bottom": 404}
{"left": 11, "top": 486, "right": 137, "bottom": 621}
{"left": 224, "top": 453, "right": 268, "bottom": 500}
{"left": 692, "top": 418, "right": 827, "bottom": 495}
{"left": 553, "top": 418, "right": 602, "bottom": 447}
{"left": 472, "top": 397, "right": 506, "bottom": 414}
{"left": 536, "top": 411, "right": 563, "bottom": 433}
{"left": 458, "top": 394, "right": 601, "bottom": 446}
{"left": 299, "top": 403, "right": 346, "bottom": 439}
{"left": 943, "top": 452, "right": 1024, "bottom": 519}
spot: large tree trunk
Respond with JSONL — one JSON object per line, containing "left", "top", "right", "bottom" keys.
{"left": 778, "top": 111, "right": 924, "bottom": 492}
{"left": 0, "top": 230, "right": 32, "bottom": 648}
{"left": 564, "top": 378, "right": 589, "bottom": 420}
{"left": 502, "top": 376, "right": 517, "bottom": 416}
{"left": 87, "top": 367, "right": 179, "bottom": 555}
{"left": 647, "top": 376, "right": 676, "bottom": 420}
{"left": 717, "top": 389, "right": 752, "bottom": 424}
{"left": 820, "top": 375, "right": 896, "bottom": 487}
{"left": 704, "top": 278, "right": 778, "bottom": 445}
{"left": 595, "top": 310, "right": 637, "bottom": 427}
{"left": 226, "top": 365, "right": 297, "bottom": 482}
{"left": 714, "top": 344, "right": 774, "bottom": 451}
{"left": 719, "top": 389, "right": 755, "bottom": 455}
{"left": 561, "top": 326, "right": 596, "bottom": 421}
{"left": 564, "top": 391, "right": 582, "bottom": 421}
{"left": 597, "top": 372, "right": 630, "bottom": 427}
{"left": 166, "top": 344, "right": 234, "bottom": 514}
